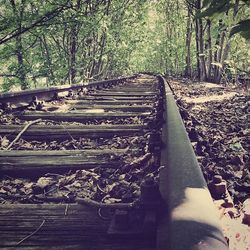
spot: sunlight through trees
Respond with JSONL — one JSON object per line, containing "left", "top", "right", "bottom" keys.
{"left": 0, "top": 0, "right": 249, "bottom": 91}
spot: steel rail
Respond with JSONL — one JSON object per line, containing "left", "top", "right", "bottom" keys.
{"left": 0, "top": 75, "right": 136, "bottom": 104}
{"left": 157, "top": 75, "right": 228, "bottom": 250}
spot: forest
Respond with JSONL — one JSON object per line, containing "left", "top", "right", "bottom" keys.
{"left": 0, "top": 0, "right": 249, "bottom": 91}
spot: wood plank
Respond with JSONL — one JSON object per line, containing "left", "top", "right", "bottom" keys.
{"left": 0, "top": 160, "right": 120, "bottom": 176}
{"left": 0, "top": 150, "right": 124, "bottom": 176}
{"left": 109, "top": 88, "right": 157, "bottom": 92}
{"left": 78, "top": 96, "right": 155, "bottom": 101}
{"left": 19, "top": 111, "right": 151, "bottom": 122}
{"left": 0, "top": 124, "right": 148, "bottom": 140}
{"left": 71, "top": 105, "right": 153, "bottom": 112}
{"left": 0, "top": 204, "right": 155, "bottom": 250}
{"left": 0, "top": 149, "right": 128, "bottom": 157}
{"left": 116, "top": 83, "right": 156, "bottom": 86}
{"left": 66, "top": 99, "right": 152, "bottom": 105}
{"left": 90, "top": 91, "right": 156, "bottom": 97}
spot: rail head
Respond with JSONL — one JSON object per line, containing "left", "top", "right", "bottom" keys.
{"left": 157, "top": 75, "right": 228, "bottom": 250}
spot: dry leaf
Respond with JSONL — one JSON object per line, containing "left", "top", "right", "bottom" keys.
{"left": 36, "top": 177, "right": 55, "bottom": 189}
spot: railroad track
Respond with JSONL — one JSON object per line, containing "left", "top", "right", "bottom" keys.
{"left": 0, "top": 74, "right": 228, "bottom": 250}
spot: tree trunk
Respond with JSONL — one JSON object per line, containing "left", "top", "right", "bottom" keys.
{"left": 10, "top": 0, "right": 28, "bottom": 89}
{"left": 214, "top": 30, "right": 226, "bottom": 83}
{"left": 184, "top": 5, "right": 192, "bottom": 78}
{"left": 212, "top": 0, "right": 239, "bottom": 84}
{"left": 212, "top": 18, "right": 228, "bottom": 83}
{"left": 206, "top": 19, "right": 213, "bottom": 81}
{"left": 219, "top": 0, "right": 240, "bottom": 84}
{"left": 195, "top": 0, "right": 206, "bottom": 81}
{"left": 16, "top": 34, "right": 27, "bottom": 89}
{"left": 90, "top": 32, "right": 98, "bottom": 78}
{"left": 94, "top": 31, "right": 107, "bottom": 77}
{"left": 69, "top": 0, "right": 81, "bottom": 84}
{"left": 70, "top": 27, "right": 77, "bottom": 84}
{"left": 41, "top": 34, "right": 55, "bottom": 85}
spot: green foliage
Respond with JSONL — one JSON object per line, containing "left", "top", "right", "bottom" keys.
{"left": 0, "top": 0, "right": 150, "bottom": 90}
{"left": 198, "top": 0, "right": 250, "bottom": 40}
{"left": 198, "top": 0, "right": 234, "bottom": 18}
{"left": 230, "top": 19, "right": 250, "bottom": 39}
{"left": 0, "top": 0, "right": 249, "bottom": 91}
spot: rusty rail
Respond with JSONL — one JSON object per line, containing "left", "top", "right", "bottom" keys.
{"left": 157, "top": 75, "right": 228, "bottom": 250}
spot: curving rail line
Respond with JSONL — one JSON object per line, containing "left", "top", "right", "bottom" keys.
{"left": 0, "top": 74, "right": 228, "bottom": 250}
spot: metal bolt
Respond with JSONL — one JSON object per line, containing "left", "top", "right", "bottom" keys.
{"left": 213, "top": 175, "right": 223, "bottom": 184}
{"left": 214, "top": 182, "right": 227, "bottom": 196}
{"left": 210, "top": 175, "right": 227, "bottom": 198}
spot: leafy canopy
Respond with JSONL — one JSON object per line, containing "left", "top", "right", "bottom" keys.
{"left": 198, "top": 0, "right": 250, "bottom": 40}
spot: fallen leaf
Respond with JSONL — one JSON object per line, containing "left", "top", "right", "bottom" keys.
{"left": 0, "top": 136, "right": 9, "bottom": 148}
{"left": 36, "top": 177, "right": 56, "bottom": 189}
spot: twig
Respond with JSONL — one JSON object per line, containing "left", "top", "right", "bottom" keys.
{"left": 76, "top": 197, "right": 137, "bottom": 209}
{"left": 97, "top": 183, "right": 107, "bottom": 194}
{"left": 0, "top": 193, "right": 72, "bottom": 203}
{"left": 122, "top": 153, "right": 152, "bottom": 172}
{"left": 6, "top": 119, "right": 42, "bottom": 150}
{"left": 16, "top": 220, "right": 45, "bottom": 246}
{"left": 64, "top": 204, "right": 69, "bottom": 216}
{"left": 34, "top": 194, "right": 72, "bottom": 203}
{"left": 44, "top": 173, "right": 65, "bottom": 178}
{"left": 61, "top": 123, "right": 75, "bottom": 141}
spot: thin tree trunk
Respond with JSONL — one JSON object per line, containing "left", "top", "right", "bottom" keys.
{"left": 195, "top": 0, "right": 206, "bottom": 81}
{"left": 206, "top": 19, "right": 212, "bottom": 81}
{"left": 94, "top": 32, "right": 107, "bottom": 77}
{"left": 16, "top": 34, "right": 27, "bottom": 89}
{"left": 195, "top": 18, "right": 201, "bottom": 80}
{"left": 90, "top": 32, "right": 99, "bottom": 78}
{"left": 199, "top": 18, "right": 207, "bottom": 80}
{"left": 10, "top": 0, "right": 28, "bottom": 89}
{"left": 195, "top": 18, "right": 206, "bottom": 81}
{"left": 70, "top": 28, "right": 77, "bottom": 84}
{"left": 41, "top": 34, "right": 55, "bottom": 85}
{"left": 69, "top": 0, "right": 81, "bottom": 84}
{"left": 184, "top": 5, "right": 192, "bottom": 78}
{"left": 220, "top": 0, "right": 240, "bottom": 84}
{"left": 212, "top": 19, "right": 222, "bottom": 82}
{"left": 214, "top": 30, "right": 226, "bottom": 82}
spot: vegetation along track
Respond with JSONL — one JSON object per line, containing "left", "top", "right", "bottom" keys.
{"left": 0, "top": 74, "right": 228, "bottom": 250}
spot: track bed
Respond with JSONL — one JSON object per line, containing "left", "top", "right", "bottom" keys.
{"left": 0, "top": 74, "right": 228, "bottom": 250}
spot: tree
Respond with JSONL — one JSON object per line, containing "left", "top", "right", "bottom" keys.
{"left": 0, "top": 0, "right": 249, "bottom": 91}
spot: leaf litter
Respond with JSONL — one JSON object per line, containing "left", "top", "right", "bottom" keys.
{"left": 0, "top": 80, "right": 160, "bottom": 205}
{"left": 171, "top": 79, "right": 249, "bottom": 250}
{"left": 0, "top": 132, "right": 160, "bottom": 205}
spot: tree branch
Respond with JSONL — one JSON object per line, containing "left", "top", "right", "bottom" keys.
{"left": 0, "top": 74, "right": 17, "bottom": 77}
{"left": 0, "top": 1, "right": 71, "bottom": 45}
